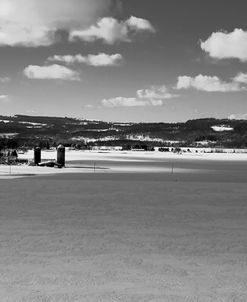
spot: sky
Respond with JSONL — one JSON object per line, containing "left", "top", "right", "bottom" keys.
{"left": 0, "top": 0, "right": 247, "bottom": 122}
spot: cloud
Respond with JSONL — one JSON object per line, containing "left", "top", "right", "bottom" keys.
{"left": 233, "top": 73, "right": 247, "bottom": 84}
{"left": 0, "top": 77, "right": 11, "bottom": 83}
{"left": 126, "top": 16, "right": 156, "bottom": 32}
{"left": 201, "top": 29, "right": 247, "bottom": 62}
{"left": 0, "top": 0, "right": 119, "bottom": 47}
{"left": 69, "top": 16, "right": 155, "bottom": 44}
{"left": 137, "top": 85, "right": 178, "bottom": 100}
{"left": 0, "top": 94, "right": 9, "bottom": 102}
{"left": 83, "top": 104, "right": 94, "bottom": 109}
{"left": 23, "top": 64, "right": 81, "bottom": 81}
{"left": 228, "top": 113, "right": 247, "bottom": 120}
{"left": 48, "top": 53, "right": 123, "bottom": 66}
{"left": 0, "top": 1, "right": 154, "bottom": 47}
{"left": 102, "top": 85, "right": 176, "bottom": 107}
{"left": 176, "top": 74, "right": 246, "bottom": 92}
{"left": 102, "top": 97, "right": 162, "bottom": 107}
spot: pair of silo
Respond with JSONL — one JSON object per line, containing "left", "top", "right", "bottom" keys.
{"left": 34, "top": 144, "right": 65, "bottom": 167}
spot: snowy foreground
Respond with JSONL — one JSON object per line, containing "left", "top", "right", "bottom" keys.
{"left": 1, "top": 149, "right": 247, "bottom": 179}
{"left": 0, "top": 162, "right": 247, "bottom": 301}
{"left": 19, "top": 148, "right": 247, "bottom": 162}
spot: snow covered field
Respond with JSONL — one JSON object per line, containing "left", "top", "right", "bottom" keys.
{"left": 0, "top": 170, "right": 247, "bottom": 301}
{"left": 18, "top": 148, "right": 247, "bottom": 163}
{"left": 0, "top": 148, "right": 246, "bottom": 178}
{"left": 0, "top": 151, "right": 247, "bottom": 301}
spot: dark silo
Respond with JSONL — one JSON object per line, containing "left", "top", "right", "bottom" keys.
{"left": 34, "top": 147, "right": 41, "bottom": 165}
{"left": 57, "top": 144, "right": 65, "bottom": 167}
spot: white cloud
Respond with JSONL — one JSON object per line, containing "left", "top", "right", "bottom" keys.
{"left": 70, "top": 17, "right": 129, "bottom": 44}
{"left": 233, "top": 73, "right": 247, "bottom": 84}
{"left": 101, "top": 85, "right": 177, "bottom": 107}
{"left": 126, "top": 16, "right": 155, "bottom": 32}
{"left": 83, "top": 104, "right": 94, "bottom": 109}
{"left": 228, "top": 113, "right": 247, "bottom": 120}
{"left": 23, "top": 64, "right": 81, "bottom": 81}
{"left": 176, "top": 74, "right": 246, "bottom": 92}
{"left": 0, "top": 0, "right": 118, "bottom": 46}
{"left": 86, "top": 53, "right": 122, "bottom": 66}
{"left": 0, "top": 94, "right": 9, "bottom": 102}
{"left": 69, "top": 16, "right": 155, "bottom": 44}
{"left": 201, "top": 29, "right": 247, "bottom": 62}
{"left": 0, "top": 77, "right": 11, "bottom": 83}
{"left": 48, "top": 53, "right": 123, "bottom": 66}
{"left": 0, "top": 2, "right": 154, "bottom": 47}
{"left": 0, "top": 24, "right": 54, "bottom": 47}
{"left": 137, "top": 85, "right": 178, "bottom": 100}
{"left": 102, "top": 97, "right": 140, "bottom": 107}
{"left": 148, "top": 99, "right": 163, "bottom": 106}
{"left": 102, "top": 97, "right": 162, "bottom": 107}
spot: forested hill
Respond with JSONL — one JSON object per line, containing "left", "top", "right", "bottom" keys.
{"left": 0, "top": 115, "right": 247, "bottom": 148}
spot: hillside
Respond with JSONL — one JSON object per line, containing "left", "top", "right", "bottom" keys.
{"left": 0, "top": 115, "right": 247, "bottom": 149}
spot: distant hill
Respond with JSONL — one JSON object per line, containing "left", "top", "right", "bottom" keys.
{"left": 0, "top": 115, "right": 247, "bottom": 148}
